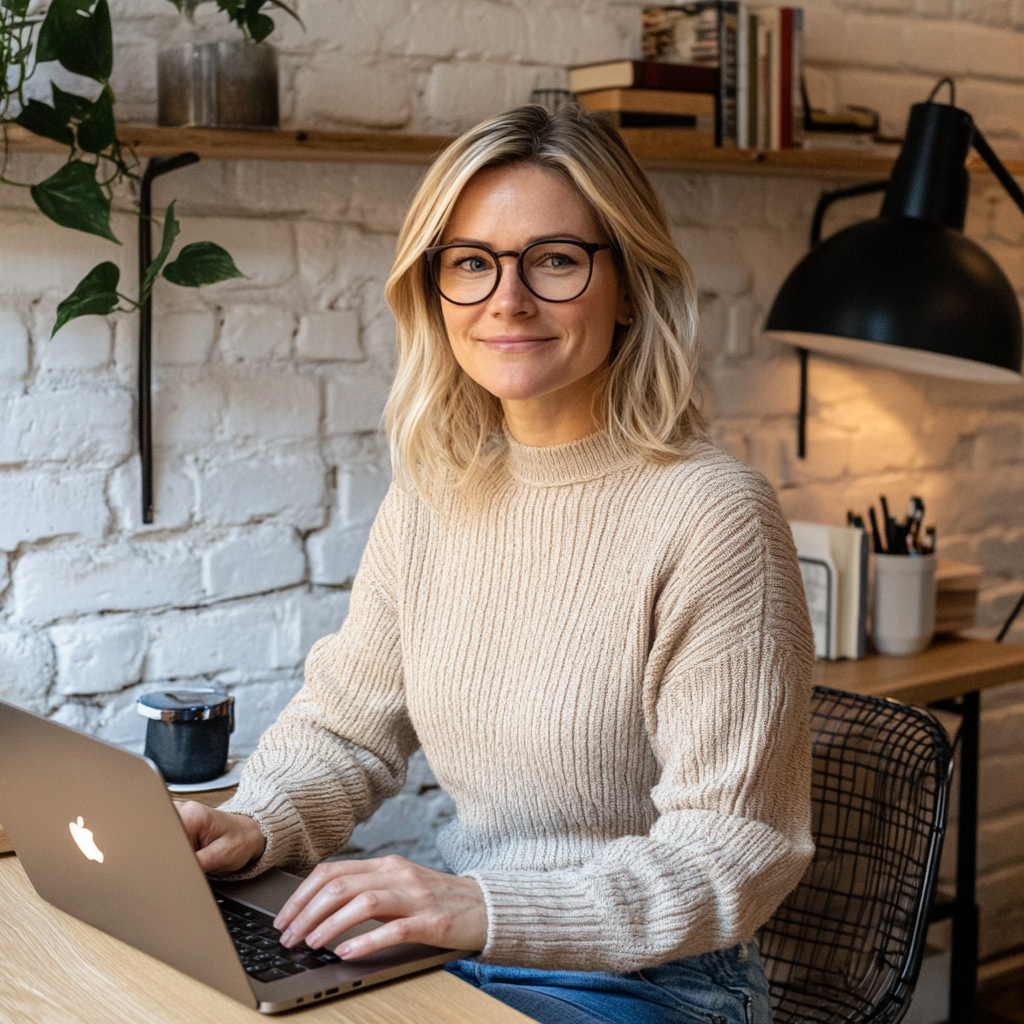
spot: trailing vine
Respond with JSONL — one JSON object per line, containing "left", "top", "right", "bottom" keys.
{"left": 0, "top": 0, "right": 298, "bottom": 335}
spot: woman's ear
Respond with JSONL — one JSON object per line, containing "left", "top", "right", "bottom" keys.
{"left": 616, "top": 299, "right": 634, "bottom": 327}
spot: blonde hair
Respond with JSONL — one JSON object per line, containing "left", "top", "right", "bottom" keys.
{"left": 384, "top": 103, "right": 704, "bottom": 496}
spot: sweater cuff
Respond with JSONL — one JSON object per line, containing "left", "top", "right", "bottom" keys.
{"left": 468, "top": 870, "right": 608, "bottom": 968}
{"left": 212, "top": 779, "right": 304, "bottom": 881}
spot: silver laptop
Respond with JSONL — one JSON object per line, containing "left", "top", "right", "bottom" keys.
{"left": 0, "top": 699, "right": 473, "bottom": 1013}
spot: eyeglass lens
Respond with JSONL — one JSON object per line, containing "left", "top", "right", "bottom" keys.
{"left": 432, "top": 242, "right": 595, "bottom": 304}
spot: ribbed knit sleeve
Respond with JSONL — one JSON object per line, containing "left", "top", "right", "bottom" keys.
{"left": 216, "top": 487, "right": 419, "bottom": 879}
{"left": 467, "top": 468, "right": 815, "bottom": 970}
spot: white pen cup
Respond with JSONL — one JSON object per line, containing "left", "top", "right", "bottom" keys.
{"left": 871, "top": 553, "right": 937, "bottom": 656}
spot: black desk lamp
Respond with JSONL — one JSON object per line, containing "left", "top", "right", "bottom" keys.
{"left": 765, "top": 78, "right": 1024, "bottom": 459}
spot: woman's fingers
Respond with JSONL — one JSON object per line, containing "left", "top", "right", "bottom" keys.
{"left": 172, "top": 801, "right": 266, "bottom": 873}
{"left": 273, "top": 856, "right": 487, "bottom": 957}
{"left": 274, "top": 857, "right": 385, "bottom": 932}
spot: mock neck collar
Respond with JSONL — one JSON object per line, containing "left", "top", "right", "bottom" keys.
{"left": 502, "top": 427, "right": 640, "bottom": 487}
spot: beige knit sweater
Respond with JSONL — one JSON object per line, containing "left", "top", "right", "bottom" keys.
{"left": 220, "top": 430, "right": 815, "bottom": 972}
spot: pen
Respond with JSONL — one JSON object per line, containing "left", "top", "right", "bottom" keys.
{"left": 869, "top": 506, "right": 885, "bottom": 553}
{"left": 879, "top": 495, "right": 894, "bottom": 552}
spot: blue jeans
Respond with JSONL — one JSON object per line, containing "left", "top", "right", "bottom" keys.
{"left": 446, "top": 942, "right": 772, "bottom": 1024}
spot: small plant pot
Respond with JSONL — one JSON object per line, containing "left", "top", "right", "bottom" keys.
{"left": 158, "top": 39, "right": 279, "bottom": 128}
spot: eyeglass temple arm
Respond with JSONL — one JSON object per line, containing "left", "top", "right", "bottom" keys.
{"left": 971, "top": 126, "right": 1024, "bottom": 220}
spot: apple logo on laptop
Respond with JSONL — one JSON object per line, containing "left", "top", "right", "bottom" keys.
{"left": 69, "top": 816, "right": 104, "bottom": 863}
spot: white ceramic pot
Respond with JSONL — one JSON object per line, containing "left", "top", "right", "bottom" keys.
{"left": 871, "top": 553, "right": 937, "bottom": 656}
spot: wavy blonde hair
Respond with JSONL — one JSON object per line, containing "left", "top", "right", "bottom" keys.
{"left": 384, "top": 103, "right": 704, "bottom": 496}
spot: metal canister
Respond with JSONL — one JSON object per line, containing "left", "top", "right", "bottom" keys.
{"left": 157, "top": 40, "right": 279, "bottom": 128}
{"left": 136, "top": 690, "right": 235, "bottom": 784}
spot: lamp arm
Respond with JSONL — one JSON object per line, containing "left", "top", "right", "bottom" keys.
{"left": 972, "top": 127, "right": 1024, "bottom": 220}
{"left": 810, "top": 179, "right": 890, "bottom": 247}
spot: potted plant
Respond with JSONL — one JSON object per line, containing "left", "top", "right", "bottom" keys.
{"left": 158, "top": 0, "right": 301, "bottom": 128}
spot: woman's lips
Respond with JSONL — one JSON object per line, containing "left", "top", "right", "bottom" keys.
{"left": 478, "top": 335, "right": 555, "bottom": 353}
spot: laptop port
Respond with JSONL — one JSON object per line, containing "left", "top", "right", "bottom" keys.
{"left": 325, "top": 988, "right": 339, "bottom": 995}
{"left": 352, "top": 980, "right": 362, "bottom": 988}
{"left": 314, "top": 992, "right": 322, "bottom": 999}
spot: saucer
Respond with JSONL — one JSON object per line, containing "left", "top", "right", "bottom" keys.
{"left": 166, "top": 754, "right": 247, "bottom": 793}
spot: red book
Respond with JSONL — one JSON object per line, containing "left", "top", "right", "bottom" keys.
{"left": 779, "top": 8, "right": 794, "bottom": 149}
{"left": 569, "top": 60, "right": 719, "bottom": 96}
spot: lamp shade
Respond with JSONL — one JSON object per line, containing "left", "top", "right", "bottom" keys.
{"left": 765, "top": 216, "right": 1023, "bottom": 382}
{"left": 764, "top": 99, "right": 1023, "bottom": 383}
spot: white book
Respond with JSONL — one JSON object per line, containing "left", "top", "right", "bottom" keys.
{"left": 791, "top": 521, "right": 869, "bottom": 660}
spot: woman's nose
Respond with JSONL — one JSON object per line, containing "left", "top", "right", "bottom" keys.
{"left": 488, "top": 256, "right": 536, "bottom": 314}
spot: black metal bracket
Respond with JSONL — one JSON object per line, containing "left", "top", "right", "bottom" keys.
{"left": 138, "top": 153, "right": 200, "bottom": 523}
{"left": 796, "top": 179, "right": 890, "bottom": 459}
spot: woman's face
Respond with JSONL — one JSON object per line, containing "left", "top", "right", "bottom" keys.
{"left": 437, "top": 163, "right": 629, "bottom": 415}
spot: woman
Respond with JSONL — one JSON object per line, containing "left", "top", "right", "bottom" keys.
{"left": 177, "top": 104, "right": 814, "bottom": 1024}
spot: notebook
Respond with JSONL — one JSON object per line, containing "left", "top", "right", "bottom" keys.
{"left": 0, "top": 699, "right": 472, "bottom": 1013}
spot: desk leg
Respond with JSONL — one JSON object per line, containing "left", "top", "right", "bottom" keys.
{"left": 950, "top": 689, "right": 979, "bottom": 1024}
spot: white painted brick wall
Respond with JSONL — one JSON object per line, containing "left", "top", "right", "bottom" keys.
{"left": 2, "top": 0, "right": 1023, "bottom": 962}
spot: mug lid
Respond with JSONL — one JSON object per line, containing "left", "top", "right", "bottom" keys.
{"left": 136, "top": 689, "right": 233, "bottom": 723}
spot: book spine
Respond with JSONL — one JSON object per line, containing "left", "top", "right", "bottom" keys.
{"left": 791, "top": 8, "right": 804, "bottom": 147}
{"left": 747, "top": 11, "right": 759, "bottom": 149}
{"left": 718, "top": 1, "right": 740, "bottom": 147}
{"left": 632, "top": 61, "right": 720, "bottom": 94}
{"left": 738, "top": 7, "right": 748, "bottom": 148}
{"left": 780, "top": 7, "right": 793, "bottom": 149}
{"left": 757, "top": 15, "right": 769, "bottom": 148}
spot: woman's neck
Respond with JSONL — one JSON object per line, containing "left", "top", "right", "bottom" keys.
{"left": 501, "top": 366, "right": 606, "bottom": 447}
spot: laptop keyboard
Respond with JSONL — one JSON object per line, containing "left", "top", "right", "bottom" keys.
{"left": 215, "top": 894, "right": 342, "bottom": 984}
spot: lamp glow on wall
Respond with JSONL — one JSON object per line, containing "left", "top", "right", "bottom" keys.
{"left": 764, "top": 79, "right": 1024, "bottom": 460}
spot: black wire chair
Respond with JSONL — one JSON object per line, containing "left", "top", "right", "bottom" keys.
{"left": 758, "top": 686, "right": 954, "bottom": 1024}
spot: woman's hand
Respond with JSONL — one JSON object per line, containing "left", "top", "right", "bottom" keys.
{"left": 274, "top": 856, "right": 488, "bottom": 959}
{"left": 174, "top": 801, "right": 267, "bottom": 874}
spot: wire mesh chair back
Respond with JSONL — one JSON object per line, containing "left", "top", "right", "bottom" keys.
{"left": 758, "top": 686, "right": 953, "bottom": 1024}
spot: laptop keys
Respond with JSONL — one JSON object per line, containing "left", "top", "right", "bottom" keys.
{"left": 215, "top": 894, "right": 341, "bottom": 982}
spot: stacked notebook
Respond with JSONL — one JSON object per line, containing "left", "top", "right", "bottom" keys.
{"left": 569, "top": 60, "right": 718, "bottom": 144}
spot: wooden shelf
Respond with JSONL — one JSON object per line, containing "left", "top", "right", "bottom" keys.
{"left": 7, "top": 122, "right": 1023, "bottom": 178}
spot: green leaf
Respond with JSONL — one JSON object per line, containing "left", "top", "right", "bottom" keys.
{"left": 15, "top": 99, "right": 74, "bottom": 147}
{"left": 52, "top": 83, "right": 94, "bottom": 122}
{"left": 52, "top": 261, "right": 120, "bottom": 336}
{"left": 76, "top": 87, "right": 115, "bottom": 153}
{"left": 37, "top": 0, "right": 113, "bottom": 83}
{"left": 141, "top": 200, "right": 181, "bottom": 301}
{"left": 163, "top": 242, "right": 245, "bottom": 288}
{"left": 2, "top": 0, "right": 32, "bottom": 16}
{"left": 30, "top": 160, "right": 118, "bottom": 242}
{"left": 246, "top": 10, "right": 274, "bottom": 41}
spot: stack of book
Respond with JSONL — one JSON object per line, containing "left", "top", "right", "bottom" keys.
{"left": 570, "top": 4, "right": 804, "bottom": 149}
{"left": 569, "top": 60, "right": 719, "bottom": 146}
{"left": 642, "top": 3, "right": 804, "bottom": 149}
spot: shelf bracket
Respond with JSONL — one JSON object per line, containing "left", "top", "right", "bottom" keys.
{"left": 138, "top": 153, "right": 200, "bottom": 523}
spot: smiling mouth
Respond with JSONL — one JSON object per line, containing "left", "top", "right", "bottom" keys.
{"left": 479, "top": 336, "right": 555, "bottom": 350}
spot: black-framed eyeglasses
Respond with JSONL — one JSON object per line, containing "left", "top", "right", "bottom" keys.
{"left": 424, "top": 239, "right": 613, "bottom": 305}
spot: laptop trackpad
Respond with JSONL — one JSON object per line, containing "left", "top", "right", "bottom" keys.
{"left": 212, "top": 869, "right": 382, "bottom": 943}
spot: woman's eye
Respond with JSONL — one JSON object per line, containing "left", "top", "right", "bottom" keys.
{"left": 537, "top": 252, "right": 578, "bottom": 270}
{"left": 453, "top": 256, "right": 491, "bottom": 272}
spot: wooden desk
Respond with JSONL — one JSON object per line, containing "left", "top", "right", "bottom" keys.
{"left": 0, "top": 857, "right": 528, "bottom": 1024}
{"left": 814, "top": 635, "right": 1024, "bottom": 1024}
